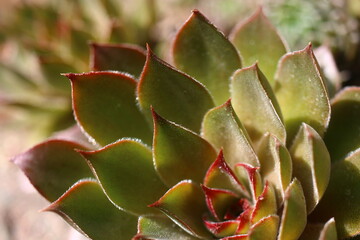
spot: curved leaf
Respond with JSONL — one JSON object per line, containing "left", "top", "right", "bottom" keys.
{"left": 248, "top": 215, "right": 279, "bottom": 240}
{"left": 90, "top": 43, "right": 146, "bottom": 78}
{"left": 324, "top": 87, "right": 360, "bottom": 162}
{"left": 172, "top": 10, "right": 241, "bottom": 105}
{"left": 290, "top": 123, "right": 330, "bottom": 213}
{"left": 231, "top": 63, "right": 285, "bottom": 145}
{"left": 80, "top": 139, "right": 167, "bottom": 216}
{"left": 274, "top": 44, "right": 331, "bottom": 143}
{"left": 153, "top": 110, "right": 217, "bottom": 187}
{"left": 230, "top": 7, "right": 288, "bottom": 85}
{"left": 250, "top": 183, "right": 277, "bottom": 224}
{"left": 150, "top": 180, "right": 212, "bottom": 239}
{"left": 44, "top": 180, "right": 138, "bottom": 240}
{"left": 310, "top": 149, "right": 360, "bottom": 239}
{"left": 11, "top": 139, "right": 93, "bottom": 202}
{"left": 135, "top": 215, "right": 199, "bottom": 240}
{"left": 201, "top": 100, "right": 258, "bottom": 169}
{"left": 138, "top": 46, "right": 215, "bottom": 133}
{"left": 278, "top": 178, "right": 307, "bottom": 240}
{"left": 257, "top": 134, "right": 292, "bottom": 204}
{"left": 67, "top": 71, "right": 152, "bottom": 145}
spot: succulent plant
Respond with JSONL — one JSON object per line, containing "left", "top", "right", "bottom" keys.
{"left": 12, "top": 8, "right": 360, "bottom": 240}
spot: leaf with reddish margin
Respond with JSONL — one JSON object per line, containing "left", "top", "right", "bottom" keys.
{"left": 229, "top": 7, "right": 288, "bottom": 85}
{"left": 44, "top": 180, "right": 138, "bottom": 240}
{"left": 204, "top": 150, "right": 247, "bottom": 197}
{"left": 149, "top": 180, "right": 212, "bottom": 239}
{"left": 274, "top": 44, "right": 331, "bottom": 144}
{"left": 172, "top": 10, "right": 241, "bottom": 105}
{"left": 201, "top": 100, "right": 259, "bottom": 170}
{"left": 138, "top": 46, "right": 214, "bottom": 133}
{"left": 231, "top": 63, "right": 285, "bottom": 145}
{"left": 257, "top": 134, "right": 292, "bottom": 204}
{"left": 290, "top": 123, "right": 330, "bottom": 214}
{"left": 79, "top": 139, "right": 167, "bottom": 216}
{"left": 248, "top": 215, "right": 279, "bottom": 240}
{"left": 11, "top": 139, "right": 93, "bottom": 202}
{"left": 250, "top": 182, "right": 277, "bottom": 224}
{"left": 90, "top": 43, "right": 146, "bottom": 78}
{"left": 324, "top": 87, "right": 360, "bottom": 162}
{"left": 310, "top": 149, "right": 360, "bottom": 239}
{"left": 67, "top": 71, "right": 152, "bottom": 146}
{"left": 153, "top": 110, "right": 217, "bottom": 187}
{"left": 235, "top": 163, "right": 262, "bottom": 201}
{"left": 278, "top": 178, "right": 307, "bottom": 240}
{"left": 201, "top": 185, "right": 238, "bottom": 221}
{"left": 204, "top": 219, "right": 240, "bottom": 238}
{"left": 220, "top": 235, "right": 248, "bottom": 240}
{"left": 135, "top": 215, "right": 199, "bottom": 240}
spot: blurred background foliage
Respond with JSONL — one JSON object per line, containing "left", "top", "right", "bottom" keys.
{"left": 1, "top": 0, "right": 360, "bottom": 239}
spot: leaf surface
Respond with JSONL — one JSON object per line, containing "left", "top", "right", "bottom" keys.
{"left": 67, "top": 71, "right": 152, "bottom": 145}
{"left": 173, "top": 10, "right": 241, "bottom": 105}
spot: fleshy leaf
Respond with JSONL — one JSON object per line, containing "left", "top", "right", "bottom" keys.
{"left": 230, "top": 7, "right": 288, "bottom": 85}
{"left": 44, "top": 180, "right": 137, "bottom": 240}
{"left": 274, "top": 44, "right": 331, "bottom": 143}
{"left": 135, "top": 215, "right": 199, "bottom": 240}
{"left": 324, "top": 87, "right": 360, "bottom": 162}
{"left": 204, "top": 219, "right": 240, "bottom": 238}
{"left": 319, "top": 218, "right": 338, "bottom": 240}
{"left": 231, "top": 64, "right": 285, "bottom": 145}
{"left": 204, "top": 150, "right": 248, "bottom": 197}
{"left": 310, "top": 149, "right": 360, "bottom": 239}
{"left": 67, "top": 71, "right": 152, "bottom": 145}
{"left": 221, "top": 235, "right": 248, "bottom": 240}
{"left": 153, "top": 110, "right": 217, "bottom": 187}
{"left": 80, "top": 139, "right": 167, "bottom": 216}
{"left": 235, "top": 163, "right": 263, "bottom": 201}
{"left": 11, "top": 139, "right": 93, "bottom": 202}
{"left": 201, "top": 100, "right": 259, "bottom": 170}
{"left": 257, "top": 134, "right": 292, "bottom": 204}
{"left": 138, "top": 46, "right": 214, "bottom": 133}
{"left": 250, "top": 183, "right": 277, "bottom": 224}
{"left": 150, "top": 180, "right": 212, "bottom": 239}
{"left": 290, "top": 123, "right": 330, "bottom": 213}
{"left": 299, "top": 218, "right": 337, "bottom": 240}
{"left": 278, "top": 178, "right": 307, "bottom": 240}
{"left": 202, "top": 185, "right": 238, "bottom": 221}
{"left": 172, "top": 10, "right": 241, "bottom": 105}
{"left": 248, "top": 215, "right": 279, "bottom": 240}
{"left": 90, "top": 43, "right": 146, "bottom": 78}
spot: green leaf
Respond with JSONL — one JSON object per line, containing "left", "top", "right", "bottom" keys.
{"left": 44, "top": 180, "right": 138, "bottom": 240}
{"left": 11, "top": 139, "right": 93, "bottom": 202}
{"left": 274, "top": 44, "right": 330, "bottom": 143}
{"left": 299, "top": 218, "right": 337, "bottom": 240}
{"left": 172, "top": 10, "right": 241, "bottom": 105}
{"left": 231, "top": 63, "right": 285, "bottom": 145}
{"left": 80, "top": 139, "right": 167, "bottom": 216}
{"left": 250, "top": 183, "right": 277, "bottom": 224}
{"left": 324, "top": 87, "right": 360, "bottom": 162}
{"left": 135, "top": 215, "right": 199, "bottom": 240}
{"left": 67, "top": 71, "right": 152, "bottom": 145}
{"left": 257, "top": 134, "right": 292, "bottom": 204}
{"left": 138, "top": 46, "right": 215, "bottom": 133}
{"left": 278, "top": 178, "right": 307, "bottom": 240}
{"left": 310, "top": 149, "right": 360, "bottom": 239}
{"left": 248, "top": 215, "right": 279, "bottom": 240}
{"left": 290, "top": 123, "right": 330, "bottom": 213}
{"left": 230, "top": 8, "right": 288, "bottom": 85}
{"left": 201, "top": 100, "right": 258, "bottom": 169}
{"left": 153, "top": 110, "right": 217, "bottom": 187}
{"left": 90, "top": 43, "right": 146, "bottom": 78}
{"left": 150, "top": 180, "right": 212, "bottom": 239}
{"left": 319, "top": 218, "right": 338, "bottom": 240}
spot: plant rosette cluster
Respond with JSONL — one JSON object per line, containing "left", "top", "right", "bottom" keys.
{"left": 12, "top": 8, "right": 360, "bottom": 240}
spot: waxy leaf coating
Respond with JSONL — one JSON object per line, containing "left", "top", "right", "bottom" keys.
{"left": 45, "top": 180, "right": 138, "bottom": 240}
{"left": 230, "top": 8, "right": 288, "bottom": 85}
{"left": 90, "top": 43, "right": 146, "bottom": 78}
{"left": 11, "top": 139, "right": 93, "bottom": 202}
{"left": 138, "top": 47, "right": 215, "bottom": 133}
{"left": 80, "top": 139, "right": 168, "bottom": 216}
{"left": 68, "top": 71, "right": 152, "bottom": 145}
{"left": 173, "top": 10, "right": 241, "bottom": 105}
{"left": 153, "top": 110, "right": 217, "bottom": 187}
{"left": 274, "top": 44, "right": 330, "bottom": 143}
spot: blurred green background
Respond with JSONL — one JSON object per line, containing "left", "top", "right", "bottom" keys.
{"left": 1, "top": 0, "right": 359, "bottom": 239}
